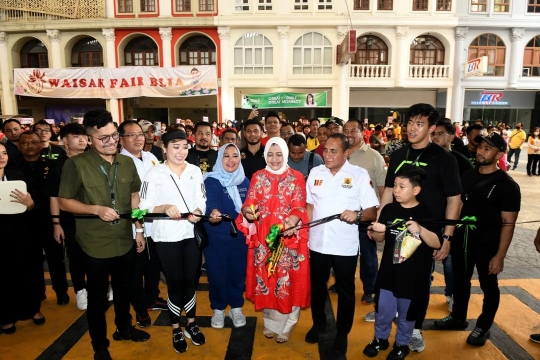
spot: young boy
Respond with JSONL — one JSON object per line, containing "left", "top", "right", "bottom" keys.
{"left": 363, "top": 165, "right": 441, "bottom": 360}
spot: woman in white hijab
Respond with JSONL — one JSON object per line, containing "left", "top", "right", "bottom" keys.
{"left": 237, "top": 137, "right": 310, "bottom": 343}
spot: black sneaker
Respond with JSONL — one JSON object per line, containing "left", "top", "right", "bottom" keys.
{"left": 94, "top": 346, "right": 112, "bottom": 360}
{"left": 57, "top": 293, "right": 70, "bottom": 306}
{"left": 530, "top": 333, "right": 540, "bottom": 343}
{"left": 184, "top": 322, "right": 205, "bottom": 345}
{"left": 173, "top": 328, "right": 188, "bottom": 353}
{"left": 466, "top": 327, "right": 490, "bottom": 346}
{"left": 305, "top": 325, "right": 326, "bottom": 343}
{"left": 112, "top": 325, "right": 150, "bottom": 342}
{"left": 147, "top": 297, "right": 168, "bottom": 311}
{"left": 434, "top": 315, "right": 469, "bottom": 330}
{"left": 136, "top": 310, "right": 151, "bottom": 328}
{"left": 363, "top": 338, "right": 390, "bottom": 357}
{"left": 361, "top": 293, "right": 375, "bottom": 304}
{"left": 332, "top": 332, "right": 348, "bottom": 356}
{"left": 387, "top": 342, "right": 410, "bottom": 360}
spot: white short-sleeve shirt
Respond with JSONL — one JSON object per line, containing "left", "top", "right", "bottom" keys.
{"left": 306, "top": 161, "right": 379, "bottom": 256}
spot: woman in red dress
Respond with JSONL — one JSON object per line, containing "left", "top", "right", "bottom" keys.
{"left": 237, "top": 137, "right": 310, "bottom": 343}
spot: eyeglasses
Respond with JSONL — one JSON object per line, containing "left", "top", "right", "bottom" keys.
{"left": 91, "top": 131, "right": 120, "bottom": 143}
{"left": 122, "top": 133, "right": 145, "bottom": 139}
{"left": 430, "top": 132, "right": 449, "bottom": 137}
{"left": 35, "top": 129, "right": 51, "bottom": 134}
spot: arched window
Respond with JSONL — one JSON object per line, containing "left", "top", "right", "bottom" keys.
{"left": 410, "top": 35, "right": 445, "bottom": 65}
{"left": 293, "top": 32, "right": 332, "bottom": 74}
{"left": 234, "top": 33, "right": 273, "bottom": 74}
{"left": 72, "top": 38, "right": 103, "bottom": 67}
{"left": 20, "top": 39, "right": 49, "bottom": 68}
{"left": 125, "top": 37, "right": 159, "bottom": 66}
{"left": 179, "top": 36, "right": 216, "bottom": 65}
{"left": 523, "top": 35, "right": 540, "bottom": 77}
{"left": 353, "top": 35, "right": 388, "bottom": 65}
{"left": 468, "top": 33, "right": 506, "bottom": 76}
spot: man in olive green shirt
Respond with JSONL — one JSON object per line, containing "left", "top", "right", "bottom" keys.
{"left": 59, "top": 110, "right": 149, "bottom": 360}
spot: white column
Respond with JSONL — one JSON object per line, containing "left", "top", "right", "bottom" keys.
{"left": 159, "top": 27, "right": 173, "bottom": 67}
{"left": 46, "top": 30, "right": 62, "bottom": 68}
{"left": 394, "top": 26, "right": 409, "bottom": 87}
{"left": 102, "top": 29, "right": 121, "bottom": 123}
{"left": 450, "top": 27, "right": 467, "bottom": 124}
{"left": 159, "top": 0, "right": 172, "bottom": 17}
{"left": 105, "top": 0, "right": 115, "bottom": 18}
{"left": 277, "top": 26, "right": 290, "bottom": 87}
{"left": 0, "top": 32, "right": 15, "bottom": 115}
{"left": 508, "top": 28, "right": 525, "bottom": 88}
{"left": 335, "top": 26, "right": 350, "bottom": 119}
{"left": 218, "top": 27, "right": 233, "bottom": 122}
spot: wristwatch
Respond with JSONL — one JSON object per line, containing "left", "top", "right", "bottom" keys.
{"left": 442, "top": 234, "right": 452, "bottom": 242}
{"left": 356, "top": 211, "right": 363, "bottom": 222}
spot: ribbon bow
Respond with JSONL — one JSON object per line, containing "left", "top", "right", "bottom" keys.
{"left": 265, "top": 224, "right": 284, "bottom": 277}
{"left": 131, "top": 208, "right": 149, "bottom": 220}
{"left": 456, "top": 215, "right": 477, "bottom": 272}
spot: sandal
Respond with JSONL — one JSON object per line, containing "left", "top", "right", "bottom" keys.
{"left": 276, "top": 332, "right": 290, "bottom": 343}
{"left": 263, "top": 328, "right": 275, "bottom": 339}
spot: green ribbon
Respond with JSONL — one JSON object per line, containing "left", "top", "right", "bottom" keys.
{"left": 456, "top": 216, "right": 477, "bottom": 272}
{"left": 265, "top": 224, "right": 283, "bottom": 252}
{"left": 131, "top": 208, "right": 150, "bottom": 259}
{"left": 131, "top": 208, "right": 149, "bottom": 220}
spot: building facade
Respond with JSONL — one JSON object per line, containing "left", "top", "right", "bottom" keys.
{"left": 1, "top": 0, "right": 539, "bottom": 127}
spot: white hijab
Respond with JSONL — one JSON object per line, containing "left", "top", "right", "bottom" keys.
{"left": 264, "top": 137, "right": 289, "bottom": 175}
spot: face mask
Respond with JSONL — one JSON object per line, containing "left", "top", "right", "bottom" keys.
{"left": 387, "top": 134, "right": 393, "bottom": 139}
{"left": 517, "top": 126, "right": 521, "bottom": 130}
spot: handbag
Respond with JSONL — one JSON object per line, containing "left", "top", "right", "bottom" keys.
{"left": 170, "top": 175, "right": 209, "bottom": 250}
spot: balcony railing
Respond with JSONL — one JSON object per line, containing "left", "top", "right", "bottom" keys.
{"left": 0, "top": 0, "right": 105, "bottom": 22}
{"left": 409, "top": 65, "right": 450, "bottom": 79}
{"left": 349, "top": 64, "right": 391, "bottom": 78}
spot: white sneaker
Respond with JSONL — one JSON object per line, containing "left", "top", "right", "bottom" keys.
{"left": 409, "top": 329, "right": 425, "bottom": 352}
{"left": 107, "top": 285, "right": 113, "bottom": 301}
{"left": 76, "top": 289, "right": 87, "bottom": 310}
{"left": 211, "top": 309, "right": 225, "bottom": 329}
{"left": 363, "top": 311, "right": 376, "bottom": 322}
{"left": 446, "top": 295, "right": 454, "bottom": 313}
{"left": 229, "top": 308, "right": 246, "bottom": 328}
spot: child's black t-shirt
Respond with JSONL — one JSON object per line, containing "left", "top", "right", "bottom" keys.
{"left": 376, "top": 202, "right": 442, "bottom": 301}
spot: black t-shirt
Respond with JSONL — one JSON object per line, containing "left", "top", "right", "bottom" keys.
{"left": 150, "top": 145, "right": 164, "bottom": 163}
{"left": 240, "top": 145, "right": 266, "bottom": 181}
{"left": 457, "top": 169, "right": 521, "bottom": 247}
{"left": 377, "top": 202, "right": 441, "bottom": 300}
{"left": 454, "top": 145, "right": 476, "bottom": 166}
{"left": 44, "top": 153, "right": 74, "bottom": 224}
{"left": 5, "top": 141, "right": 21, "bottom": 165}
{"left": 451, "top": 136, "right": 464, "bottom": 150}
{"left": 186, "top": 148, "right": 217, "bottom": 174}
{"left": 386, "top": 143, "right": 462, "bottom": 222}
{"left": 8, "top": 158, "right": 51, "bottom": 219}
{"left": 451, "top": 150, "right": 474, "bottom": 176}
{"left": 40, "top": 144, "right": 65, "bottom": 162}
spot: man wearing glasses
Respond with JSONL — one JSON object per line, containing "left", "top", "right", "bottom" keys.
{"left": 32, "top": 119, "right": 64, "bottom": 162}
{"left": 118, "top": 120, "right": 167, "bottom": 328}
{"left": 59, "top": 110, "right": 149, "bottom": 360}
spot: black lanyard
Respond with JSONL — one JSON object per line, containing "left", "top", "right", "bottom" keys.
{"left": 394, "top": 142, "right": 431, "bottom": 174}
{"left": 99, "top": 163, "right": 118, "bottom": 208}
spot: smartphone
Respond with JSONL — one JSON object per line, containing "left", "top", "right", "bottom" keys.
{"left": 252, "top": 104, "right": 258, "bottom": 110}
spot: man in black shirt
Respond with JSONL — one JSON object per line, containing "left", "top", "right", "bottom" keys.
{"left": 139, "top": 120, "right": 164, "bottom": 162}
{"left": 455, "top": 124, "right": 483, "bottom": 166}
{"left": 186, "top": 121, "right": 217, "bottom": 174}
{"left": 433, "top": 120, "right": 474, "bottom": 176}
{"left": 2, "top": 119, "right": 23, "bottom": 164}
{"left": 435, "top": 132, "right": 520, "bottom": 347}
{"left": 9, "top": 131, "right": 70, "bottom": 306}
{"left": 33, "top": 120, "right": 64, "bottom": 162}
{"left": 240, "top": 119, "right": 266, "bottom": 181}
{"left": 380, "top": 104, "right": 462, "bottom": 353}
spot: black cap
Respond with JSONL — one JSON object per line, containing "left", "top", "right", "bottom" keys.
{"left": 162, "top": 130, "right": 187, "bottom": 146}
{"left": 329, "top": 118, "right": 344, "bottom": 127}
{"left": 474, "top": 132, "right": 507, "bottom": 152}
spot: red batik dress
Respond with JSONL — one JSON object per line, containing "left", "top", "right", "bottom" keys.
{"left": 236, "top": 167, "right": 310, "bottom": 314}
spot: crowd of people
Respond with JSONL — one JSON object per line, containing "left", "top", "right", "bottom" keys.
{"left": 0, "top": 103, "right": 536, "bottom": 360}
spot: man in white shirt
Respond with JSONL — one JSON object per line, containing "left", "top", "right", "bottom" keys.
{"left": 343, "top": 119, "right": 386, "bottom": 307}
{"left": 304, "top": 133, "right": 379, "bottom": 357}
{"left": 118, "top": 120, "right": 167, "bottom": 329}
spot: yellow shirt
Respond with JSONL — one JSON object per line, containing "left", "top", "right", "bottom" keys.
{"left": 393, "top": 125, "right": 401, "bottom": 140}
{"left": 508, "top": 129, "right": 526, "bottom": 149}
{"left": 306, "top": 136, "right": 320, "bottom": 151}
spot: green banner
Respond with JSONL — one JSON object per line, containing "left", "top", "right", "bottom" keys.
{"left": 241, "top": 91, "right": 327, "bottom": 109}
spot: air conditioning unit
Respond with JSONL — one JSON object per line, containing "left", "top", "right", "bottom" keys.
{"left": 522, "top": 68, "right": 530, "bottom": 77}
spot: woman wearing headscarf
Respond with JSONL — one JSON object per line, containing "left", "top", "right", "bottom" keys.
{"left": 237, "top": 137, "right": 310, "bottom": 343}
{"left": 203, "top": 143, "right": 250, "bottom": 329}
